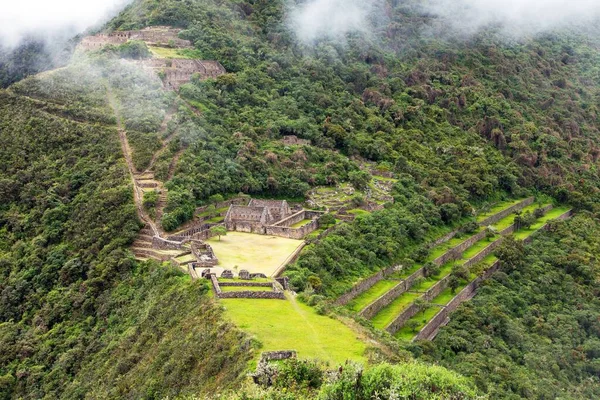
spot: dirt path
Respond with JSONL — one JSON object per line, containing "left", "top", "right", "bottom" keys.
{"left": 106, "top": 87, "right": 161, "bottom": 237}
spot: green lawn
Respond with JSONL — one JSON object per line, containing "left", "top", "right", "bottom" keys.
{"left": 220, "top": 286, "right": 273, "bottom": 292}
{"left": 218, "top": 278, "right": 271, "bottom": 283}
{"left": 371, "top": 292, "right": 421, "bottom": 329}
{"left": 347, "top": 209, "right": 370, "bottom": 216}
{"left": 460, "top": 236, "right": 497, "bottom": 260}
{"left": 394, "top": 306, "right": 444, "bottom": 341}
{"left": 222, "top": 295, "right": 367, "bottom": 365}
{"left": 347, "top": 279, "right": 401, "bottom": 312}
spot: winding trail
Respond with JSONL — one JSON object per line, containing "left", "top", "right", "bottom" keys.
{"left": 106, "top": 87, "right": 161, "bottom": 237}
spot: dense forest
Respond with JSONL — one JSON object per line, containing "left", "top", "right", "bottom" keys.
{"left": 1, "top": 0, "right": 600, "bottom": 398}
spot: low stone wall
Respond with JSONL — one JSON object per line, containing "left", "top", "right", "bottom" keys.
{"left": 265, "top": 220, "right": 319, "bottom": 240}
{"left": 424, "top": 275, "right": 450, "bottom": 301}
{"left": 272, "top": 210, "right": 307, "bottom": 227}
{"left": 191, "top": 241, "right": 218, "bottom": 267}
{"left": 152, "top": 236, "right": 183, "bottom": 250}
{"left": 261, "top": 350, "right": 297, "bottom": 362}
{"left": 218, "top": 291, "right": 286, "bottom": 299}
{"left": 523, "top": 209, "right": 573, "bottom": 244}
{"left": 275, "top": 277, "right": 290, "bottom": 290}
{"left": 335, "top": 265, "right": 398, "bottom": 306}
{"left": 219, "top": 282, "right": 274, "bottom": 288}
{"left": 478, "top": 197, "right": 534, "bottom": 226}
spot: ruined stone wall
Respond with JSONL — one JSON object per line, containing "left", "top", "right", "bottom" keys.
{"left": 218, "top": 291, "right": 286, "bottom": 299}
{"left": 265, "top": 220, "right": 319, "bottom": 240}
{"left": 219, "top": 282, "right": 274, "bottom": 288}
{"left": 261, "top": 351, "right": 297, "bottom": 362}
{"left": 479, "top": 197, "right": 535, "bottom": 226}
{"left": 463, "top": 238, "right": 504, "bottom": 269}
{"left": 272, "top": 210, "right": 307, "bottom": 227}
{"left": 152, "top": 236, "right": 183, "bottom": 250}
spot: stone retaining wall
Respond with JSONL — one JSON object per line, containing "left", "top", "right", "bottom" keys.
{"left": 414, "top": 260, "right": 501, "bottom": 341}
{"left": 359, "top": 268, "right": 425, "bottom": 319}
{"left": 218, "top": 291, "right": 286, "bottom": 299}
{"left": 219, "top": 282, "right": 274, "bottom": 288}
{"left": 335, "top": 265, "right": 398, "bottom": 306}
{"left": 478, "top": 197, "right": 534, "bottom": 226}
{"left": 385, "top": 302, "right": 422, "bottom": 334}
{"left": 463, "top": 237, "right": 504, "bottom": 269}
{"left": 414, "top": 209, "right": 573, "bottom": 341}
{"left": 433, "top": 229, "right": 487, "bottom": 266}
{"left": 152, "top": 236, "right": 183, "bottom": 250}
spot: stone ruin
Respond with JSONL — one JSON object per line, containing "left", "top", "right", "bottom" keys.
{"left": 78, "top": 26, "right": 226, "bottom": 90}
{"left": 238, "top": 270, "right": 251, "bottom": 280}
{"left": 190, "top": 241, "right": 219, "bottom": 267}
{"left": 136, "top": 59, "right": 226, "bottom": 90}
{"left": 78, "top": 26, "right": 192, "bottom": 51}
{"left": 224, "top": 198, "right": 323, "bottom": 239}
{"left": 281, "top": 135, "right": 310, "bottom": 146}
{"left": 221, "top": 269, "right": 234, "bottom": 279}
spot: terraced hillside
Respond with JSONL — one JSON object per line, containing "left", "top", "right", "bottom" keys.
{"left": 342, "top": 199, "right": 572, "bottom": 341}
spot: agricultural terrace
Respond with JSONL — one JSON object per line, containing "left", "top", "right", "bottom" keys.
{"left": 222, "top": 294, "right": 367, "bottom": 365}
{"left": 340, "top": 198, "right": 571, "bottom": 342}
{"left": 207, "top": 232, "right": 303, "bottom": 277}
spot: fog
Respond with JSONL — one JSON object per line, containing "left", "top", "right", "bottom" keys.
{"left": 0, "top": 0, "right": 132, "bottom": 48}
{"left": 422, "top": 0, "right": 600, "bottom": 37}
{"left": 288, "top": 0, "right": 600, "bottom": 44}
{"left": 288, "top": 0, "right": 380, "bottom": 44}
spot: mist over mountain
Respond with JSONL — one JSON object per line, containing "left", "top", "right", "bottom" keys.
{"left": 1, "top": 1, "right": 600, "bottom": 399}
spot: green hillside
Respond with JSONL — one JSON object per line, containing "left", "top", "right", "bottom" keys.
{"left": 1, "top": 0, "right": 600, "bottom": 398}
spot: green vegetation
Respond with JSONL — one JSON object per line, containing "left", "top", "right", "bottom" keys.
{"left": 415, "top": 215, "right": 600, "bottom": 399}
{"left": 371, "top": 292, "right": 421, "bottom": 329}
{"left": 222, "top": 296, "right": 367, "bottom": 365}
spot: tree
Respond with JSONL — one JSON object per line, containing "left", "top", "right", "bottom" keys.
{"left": 423, "top": 261, "right": 440, "bottom": 278}
{"left": 318, "top": 213, "right": 336, "bottom": 228}
{"left": 448, "top": 275, "right": 461, "bottom": 294}
{"left": 407, "top": 319, "right": 420, "bottom": 333}
{"left": 210, "top": 225, "right": 227, "bottom": 241}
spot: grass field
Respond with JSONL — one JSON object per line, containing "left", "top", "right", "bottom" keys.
{"left": 222, "top": 295, "right": 367, "bottom": 365}
{"left": 207, "top": 232, "right": 303, "bottom": 277}
{"left": 514, "top": 206, "right": 571, "bottom": 240}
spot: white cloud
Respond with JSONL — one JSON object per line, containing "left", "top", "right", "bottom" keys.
{"left": 288, "top": 0, "right": 378, "bottom": 44}
{"left": 421, "top": 0, "right": 600, "bottom": 36}
{"left": 0, "top": 0, "right": 132, "bottom": 48}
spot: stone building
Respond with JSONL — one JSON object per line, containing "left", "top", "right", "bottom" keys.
{"left": 224, "top": 198, "right": 323, "bottom": 239}
{"left": 78, "top": 26, "right": 192, "bottom": 51}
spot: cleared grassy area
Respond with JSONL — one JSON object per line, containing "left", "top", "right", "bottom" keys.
{"left": 220, "top": 286, "right": 273, "bottom": 292}
{"left": 476, "top": 198, "right": 523, "bottom": 222}
{"left": 290, "top": 219, "right": 313, "bottom": 228}
{"left": 394, "top": 306, "right": 444, "bottom": 341}
{"left": 371, "top": 292, "right": 421, "bottom": 329}
{"left": 222, "top": 295, "right": 367, "bottom": 365}
{"left": 198, "top": 206, "right": 228, "bottom": 218}
{"left": 347, "top": 279, "right": 400, "bottom": 312}
{"left": 207, "top": 232, "right": 303, "bottom": 277}
{"left": 148, "top": 46, "right": 194, "bottom": 59}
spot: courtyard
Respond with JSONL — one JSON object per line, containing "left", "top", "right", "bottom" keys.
{"left": 206, "top": 232, "right": 303, "bottom": 277}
